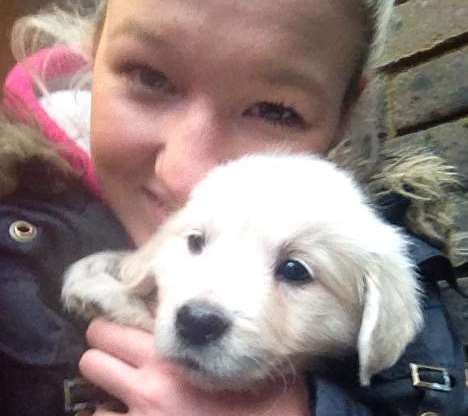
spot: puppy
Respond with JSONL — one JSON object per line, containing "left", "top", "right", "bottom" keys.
{"left": 62, "top": 153, "right": 422, "bottom": 389}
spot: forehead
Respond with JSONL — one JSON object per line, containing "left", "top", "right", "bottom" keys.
{"left": 104, "top": 0, "right": 363, "bottom": 82}
{"left": 105, "top": 0, "right": 359, "bottom": 31}
{"left": 105, "top": 0, "right": 362, "bottom": 49}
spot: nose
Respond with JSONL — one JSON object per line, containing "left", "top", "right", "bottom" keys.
{"left": 156, "top": 98, "right": 228, "bottom": 203}
{"left": 176, "top": 301, "right": 231, "bottom": 346}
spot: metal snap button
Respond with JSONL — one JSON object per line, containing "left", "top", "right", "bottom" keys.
{"left": 420, "top": 412, "right": 440, "bottom": 416}
{"left": 9, "top": 220, "right": 38, "bottom": 243}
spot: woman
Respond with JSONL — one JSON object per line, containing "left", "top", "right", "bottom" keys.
{"left": 1, "top": 0, "right": 465, "bottom": 415}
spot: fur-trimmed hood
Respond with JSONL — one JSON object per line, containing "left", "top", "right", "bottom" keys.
{"left": 2, "top": 47, "right": 98, "bottom": 194}
{"left": 329, "top": 136, "right": 465, "bottom": 265}
{"left": 0, "top": 115, "right": 80, "bottom": 199}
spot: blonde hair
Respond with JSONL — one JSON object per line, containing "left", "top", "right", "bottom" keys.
{"left": 11, "top": 0, "right": 105, "bottom": 62}
{"left": 363, "top": 0, "right": 394, "bottom": 66}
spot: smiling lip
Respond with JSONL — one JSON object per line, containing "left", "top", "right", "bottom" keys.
{"left": 142, "top": 187, "right": 172, "bottom": 223}
{"left": 143, "top": 187, "right": 165, "bottom": 206}
{"left": 142, "top": 186, "right": 183, "bottom": 228}
{"left": 144, "top": 183, "right": 182, "bottom": 210}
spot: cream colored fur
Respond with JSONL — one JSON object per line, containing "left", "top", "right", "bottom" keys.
{"left": 62, "top": 153, "right": 422, "bottom": 389}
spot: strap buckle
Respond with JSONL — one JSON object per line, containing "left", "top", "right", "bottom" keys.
{"left": 410, "top": 363, "right": 452, "bottom": 392}
{"left": 64, "top": 377, "right": 125, "bottom": 414}
{"left": 64, "top": 377, "right": 94, "bottom": 414}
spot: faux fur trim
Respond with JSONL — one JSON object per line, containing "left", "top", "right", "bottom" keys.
{"left": 0, "top": 115, "right": 78, "bottom": 199}
{"left": 329, "top": 139, "right": 466, "bottom": 264}
{"left": 3, "top": 47, "right": 99, "bottom": 194}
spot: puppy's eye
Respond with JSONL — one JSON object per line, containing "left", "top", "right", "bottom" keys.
{"left": 276, "top": 260, "right": 313, "bottom": 283}
{"left": 187, "top": 233, "right": 205, "bottom": 254}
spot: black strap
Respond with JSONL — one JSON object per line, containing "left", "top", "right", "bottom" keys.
{"left": 419, "top": 256, "right": 468, "bottom": 298}
{"left": 417, "top": 389, "right": 450, "bottom": 415}
{"left": 453, "top": 263, "right": 468, "bottom": 280}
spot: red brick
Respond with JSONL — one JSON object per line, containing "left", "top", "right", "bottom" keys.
{"left": 394, "top": 119, "right": 468, "bottom": 178}
{"left": 347, "top": 75, "right": 390, "bottom": 143}
{"left": 378, "top": 0, "right": 468, "bottom": 67}
{"left": 389, "top": 46, "right": 468, "bottom": 132}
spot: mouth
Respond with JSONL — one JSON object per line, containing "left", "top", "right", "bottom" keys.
{"left": 174, "top": 357, "right": 203, "bottom": 372}
{"left": 171, "top": 355, "right": 222, "bottom": 388}
{"left": 166, "top": 350, "right": 271, "bottom": 390}
{"left": 169, "top": 351, "right": 225, "bottom": 381}
{"left": 143, "top": 185, "right": 182, "bottom": 213}
{"left": 142, "top": 187, "right": 175, "bottom": 222}
{"left": 143, "top": 187, "right": 165, "bottom": 206}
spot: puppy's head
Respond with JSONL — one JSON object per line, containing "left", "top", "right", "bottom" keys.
{"left": 121, "top": 154, "right": 423, "bottom": 389}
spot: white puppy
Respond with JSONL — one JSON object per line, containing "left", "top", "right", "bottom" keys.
{"left": 62, "top": 153, "right": 422, "bottom": 389}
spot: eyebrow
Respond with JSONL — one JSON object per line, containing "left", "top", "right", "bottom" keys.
{"left": 265, "top": 68, "right": 325, "bottom": 99}
{"left": 111, "top": 19, "right": 172, "bottom": 49}
{"left": 111, "top": 20, "right": 326, "bottom": 103}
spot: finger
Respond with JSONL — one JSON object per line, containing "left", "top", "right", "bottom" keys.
{"left": 86, "top": 318, "right": 155, "bottom": 367}
{"left": 79, "top": 348, "right": 138, "bottom": 402}
{"left": 93, "top": 407, "right": 125, "bottom": 416}
{"left": 93, "top": 402, "right": 129, "bottom": 416}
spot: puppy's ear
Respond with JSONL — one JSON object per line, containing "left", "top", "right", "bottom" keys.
{"left": 357, "top": 256, "right": 422, "bottom": 385}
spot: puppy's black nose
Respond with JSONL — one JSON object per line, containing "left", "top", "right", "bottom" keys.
{"left": 176, "top": 301, "right": 231, "bottom": 346}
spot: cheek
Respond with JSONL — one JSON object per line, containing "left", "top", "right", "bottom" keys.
{"left": 91, "top": 79, "right": 157, "bottom": 181}
{"left": 89, "top": 70, "right": 175, "bottom": 243}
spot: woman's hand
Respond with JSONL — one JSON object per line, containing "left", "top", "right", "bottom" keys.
{"left": 79, "top": 319, "right": 310, "bottom": 416}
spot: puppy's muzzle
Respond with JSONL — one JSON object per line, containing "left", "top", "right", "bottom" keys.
{"left": 176, "top": 301, "right": 231, "bottom": 346}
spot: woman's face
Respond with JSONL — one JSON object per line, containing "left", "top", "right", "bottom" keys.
{"left": 91, "top": 0, "right": 363, "bottom": 245}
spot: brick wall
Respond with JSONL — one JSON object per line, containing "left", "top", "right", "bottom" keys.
{"left": 373, "top": 0, "right": 468, "bottom": 345}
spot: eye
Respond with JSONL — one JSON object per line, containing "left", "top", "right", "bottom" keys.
{"left": 276, "top": 259, "right": 313, "bottom": 283}
{"left": 120, "top": 62, "right": 174, "bottom": 94}
{"left": 187, "top": 233, "right": 205, "bottom": 254}
{"left": 242, "top": 101, "right": 307, "bottom": 129}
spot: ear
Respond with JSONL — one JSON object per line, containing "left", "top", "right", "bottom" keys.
{"left": 357, "top": 257, "right": 423, "bottom": 385}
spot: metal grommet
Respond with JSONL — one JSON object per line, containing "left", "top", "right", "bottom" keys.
{"left": 420, "top": 413, "right": 440, "bottom": 416}
{"left": 9, "top": 220, "right": 38, "bottom": 243}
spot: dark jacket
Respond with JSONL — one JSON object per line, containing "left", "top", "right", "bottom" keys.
{"left": 0, "top": 178, "right": 466, "bottom": 416}
{"left": 0, "top": 184, "right": 130, "bottom": 416}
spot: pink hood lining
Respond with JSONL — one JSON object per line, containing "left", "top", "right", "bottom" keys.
{"left": 3, "top": 47, "right": 100, "bottom": 196}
